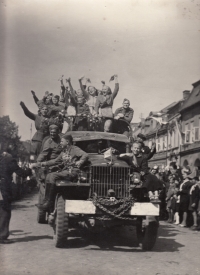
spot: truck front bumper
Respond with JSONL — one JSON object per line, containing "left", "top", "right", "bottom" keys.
{"left": 65, "top": 200, "right": 159, "bottom": 216}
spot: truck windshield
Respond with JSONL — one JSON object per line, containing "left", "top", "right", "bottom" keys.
{"left": 75, "top": 139, "right": 127, "bottom": 154}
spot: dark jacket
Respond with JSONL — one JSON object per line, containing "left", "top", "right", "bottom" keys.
{"left": 0, "top": 153, "right": 32, "bottom": 208}
{"left": 114, "top": 107, "right": 134, "bottom": 123}
{"left": 20, "top": 103, "right": 49, "bottom": 142}
{"left": 118, "top": 153, "right": 149, "bottom": 174}
{"left": 37, "top": 136, "right": 62, "bottom": 162}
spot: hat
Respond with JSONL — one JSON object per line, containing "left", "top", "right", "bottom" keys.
{"left": 62, "top": 134, "right": 73, "bottom": 143}
{"left": 49, "top": 124, "right": 59, "bottom": 130}
{"left": 137, "top": 133, "right": 146, "bottom": 141}
{"left": 182, "top": 166, "right": 191, "bottom": 175}
{"left": 53, "top": 95, "right": 60, "bottom": 100}
{"left": 123, "top": 98, "right": 130, "bottom": 104}
{"left": 152, "top": 165, "right": 159, "bottom": 171}
{"left": 188, "top": 167, "right": 199, "bottom": 179}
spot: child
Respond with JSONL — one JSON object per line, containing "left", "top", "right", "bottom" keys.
{"left": 166, "top": 175, "right": 176, "bottom": 223}
{"left": 171, "top": 185, "right": 180, "bottom": 225}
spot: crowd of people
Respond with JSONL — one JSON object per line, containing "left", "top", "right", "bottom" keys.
{"left": 150, "top": 162, "right": 200, "bottom": 231}
{"left": 20, "top": 75, "right": 134, "bottom": 156}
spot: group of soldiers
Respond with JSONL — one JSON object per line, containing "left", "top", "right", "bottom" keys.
{"left": 1, "top": 74, "right": 158, "bottom": 243}
{"left": 20, "top": 75, "right": 134, "bottom": 156}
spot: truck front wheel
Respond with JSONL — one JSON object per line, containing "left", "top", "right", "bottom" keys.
{"left": 37, "top": 183, "right": 47, "bottom": 224}
{"left": 54, "top": 195, "right": 69, "bottom": 248}
{"left": 136, "top": 216, "right": 159, "bottom": 251}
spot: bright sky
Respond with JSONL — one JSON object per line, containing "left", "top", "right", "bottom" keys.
{"left": 0, "top": 0, "right": 200, "bottom": 140}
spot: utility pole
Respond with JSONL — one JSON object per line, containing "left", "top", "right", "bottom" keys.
{"left": 29, "top": 123, "right": 32, "bottom": 161}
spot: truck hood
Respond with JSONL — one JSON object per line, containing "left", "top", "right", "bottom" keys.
{"left": 88, "top": 154, "right": 129, "bottom": 168}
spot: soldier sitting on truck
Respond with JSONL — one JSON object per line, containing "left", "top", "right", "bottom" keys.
{"left": 37, "top": 124, "right": 62, "bottom": 162}
{"left": 118, "top": 141, "right": 163, "bottom": 202}
{"left": 114, "top": 98, "right": 134, "bottom": 136}
{"left": 32, "top": 134, "right": 88, "bottom": 210}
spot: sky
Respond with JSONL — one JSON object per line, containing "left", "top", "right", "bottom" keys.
{"left": 0, "top": 0, "right": 200, "bottom": 140}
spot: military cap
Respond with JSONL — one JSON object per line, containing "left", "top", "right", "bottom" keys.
{"left": 137, "top": 133, "right": 146, "bottom": 141}
{"left": 62, "top": 134, "right": 73, "bottom": 143}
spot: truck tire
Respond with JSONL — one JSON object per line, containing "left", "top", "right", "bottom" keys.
{"left": 37, "top": 184, "right": 47, "bottom": 224}
{"left": 136, "top": 216, "right": 159, "bottom": 251}
{"left": 54, "top": 195, "right": 69, "bottom": 248}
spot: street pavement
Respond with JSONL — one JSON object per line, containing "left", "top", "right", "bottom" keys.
{"left": 1, "top": 190, "right": 200, "bottom": 275}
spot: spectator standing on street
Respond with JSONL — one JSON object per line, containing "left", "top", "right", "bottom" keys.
{"left": 0, "top": 146, "right": 32, "bottom": 243}
{"left": 178, "top": 167, "right": 193, "bottom": 227}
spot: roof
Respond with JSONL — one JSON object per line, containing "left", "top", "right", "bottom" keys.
{"left": 180, "top": 80, "right": 200, "bottom": 112}
{"left": 64, "top": 131, "right": 130, "bottom": 143}
{"left": 160, "top": 102, "right": 178, "bottom": 113}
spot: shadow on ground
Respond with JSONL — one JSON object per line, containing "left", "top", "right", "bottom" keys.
{"left": 55, "top": 223, "right": 185, "bottom": 252}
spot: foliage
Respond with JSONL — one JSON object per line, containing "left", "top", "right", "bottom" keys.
{"left": 0, "top": 116, "right": 29, "bottom": 160}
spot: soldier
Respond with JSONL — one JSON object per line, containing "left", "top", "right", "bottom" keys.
{"left": 114, "top": 98, "right": 134, "bottom": 136}
{"left": 31, "top": 90, "right": 53, "bottom": 108}
{"left": 94, "top": 75, "right": 119, "bottom": 132}
{"left": 20, "top": 102, "right": 50, "bottom": 156}
{"left": 48, "top": 95, "right": 65, "bottom": 118}
{"left": 32, "top": 134, "right": 88, "bottom": 210}
{"left": 37, "top": 124, "right": 62, "bottom": 162}
{"left": 0, "top": 146, "right": 32, "bottom": 243}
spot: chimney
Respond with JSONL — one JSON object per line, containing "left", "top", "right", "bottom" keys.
{"left": 183, "top": 90, "right": 190, "bottom": 100}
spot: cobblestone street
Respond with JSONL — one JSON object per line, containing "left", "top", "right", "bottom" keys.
{"left": 0, "top": 191, "right": 200, "bottom": 275}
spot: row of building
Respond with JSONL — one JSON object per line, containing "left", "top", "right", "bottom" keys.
{"left": 131, "top": 80, "right": 200, "bottom": 170}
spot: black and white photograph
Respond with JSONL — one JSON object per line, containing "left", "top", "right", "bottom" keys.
{"left": 0, "top": 0, "right": 200, "bottom": 274}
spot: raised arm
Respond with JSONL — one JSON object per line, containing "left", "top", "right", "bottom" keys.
{"left": 79, "top": 78, "right": 89, "bottom": 100}
{"left": 31, "top": 90, "right": 39, "bottom": 105}
{"left": 66, "top": 78, "right": 75, "bottom": 94}
{"left": 20, "top": 101, "right": 36, "bottom": 121}
{"left": 112, "top": 75, "right": 119, "bottom": 100}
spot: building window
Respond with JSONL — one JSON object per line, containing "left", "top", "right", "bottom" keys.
{"left": 157, "top": 137, "right": 160, "bottom": 152}
{"left": 194, "top": 127, "right": 199, "bottom": 141}
{"left": 185, "top": 123, "right": 190, "bottom": 143}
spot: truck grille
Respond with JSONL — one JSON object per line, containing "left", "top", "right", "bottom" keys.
{"left": 90, "top": 166, "right": 130, "bottom": 198}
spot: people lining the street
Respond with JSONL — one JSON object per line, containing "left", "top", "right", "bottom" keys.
{"left": 0, "top": 146, "right": 32, "bottom": 243}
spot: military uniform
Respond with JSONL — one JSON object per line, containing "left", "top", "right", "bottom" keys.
{"left": 37, "top": 136, "right": 62, "bottom": 162}
{"left": 114, "top": 107, "right": 134, "bottom": 123}
{"left": 44, "top": 145, "right": 88, "bottom": 181}
{"left": 20, "top": 102, "right": 49, "bottom": 155}
{"left": 0, "top": 153, "right": 32, "bottom": 241}
{"left": 114, "top": 107, "right": 133, "bottom": 136}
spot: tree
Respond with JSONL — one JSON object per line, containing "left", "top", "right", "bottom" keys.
{"left": 0, "top": 116, "right": 26, "bottom": 159}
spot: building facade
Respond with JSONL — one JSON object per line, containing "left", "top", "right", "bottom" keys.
{"left": 132, "top": 82, "right": 200, "bottom": 170}
{"left": 179, "top": 80, "right": 200, "bottom": 169}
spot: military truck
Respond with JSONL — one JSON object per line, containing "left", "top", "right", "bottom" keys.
{"left": 36, "top": 117, "right": 159, "bottom": 250}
